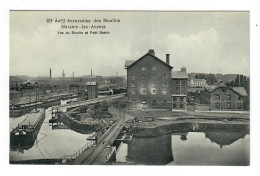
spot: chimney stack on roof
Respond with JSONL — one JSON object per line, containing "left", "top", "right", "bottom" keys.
{"left": 166, "top": 54, "right": 170, "bottom": 65}
{"left": 181, "top": 66, "right": 187, "bottom": 72}
{"left": 148, "top": 49, "right": 155, "bottom": 56}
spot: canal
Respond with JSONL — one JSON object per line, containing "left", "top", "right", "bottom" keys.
{"left": 116, "top": 131, "right": 249, "bottom": 165}
{"left": 9, "top": 99, "right": 94, "bottom": 161}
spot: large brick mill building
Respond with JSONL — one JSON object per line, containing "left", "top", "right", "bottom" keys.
{"left": 125, "top": 49, "right": 188, "bottom": 110}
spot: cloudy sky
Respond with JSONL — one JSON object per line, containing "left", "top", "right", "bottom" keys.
{"left": 10, "top": 11, "right": 249, "bottom": 77}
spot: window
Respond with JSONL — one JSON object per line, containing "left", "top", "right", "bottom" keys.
{"left": 163, "top": 100, "right": 167, "bottom": 107}
{"left": 172, "top": 103, "right": 177, "bottom": 108}
{"left": 132, "top": 99, "right": 136, "bottom": 107}
{"left": 163, "top": 74, "right": 167, "bottom": 79}
{"left": 152, "top": 89, "right": 157, "bottom": 95}
{"left": 131, "top": 76, "right": 135, "bottom": 80}
{"left": 227, "top": 102, "right": 231, "bottom": 109}
{"left": 152, "top": 74, "right": 156, "bottom": 80}
{"left": 179, "top": 97, "right": 183, "bottom": 101}
{"left": 215, "top": 95, "right": 220, "bottom": 100}
{"left": 162, "top": 90, "right": 167, "bottom": 95}
{"left": 182, "top": 81, "right": 186, "bottom": 86}
{"left": 182, "top": 87, "right": 185, "bottom": 93}
{"left": 216, "top": 103, "right": 220, "bottom": 108}
{"left": 222, "top": 88, "right": 226, "bottom": 92}
{"left": 180, "top": 104, "right": 183, "bottom": 109}
{"left": 142, "top": 74, "right": 146, "bottom": 80}
{"left": 227, "top": 95, "right": 231, "bottom": 101}
{"left": 142, "top": 89, "right": 146, "bottom": 94}
{"left": 142, "top": 66, "right": 146, "bottom": 71}
{"left": 176, "top": 86, "right": 179, "bottom": 91}
{"left": 152, "top": 100, "right": 156, "bottom": 107}
{"left": 238, "top": 96, "right": 241, "bottom": 100}
{"left": 152, "top": 67, "right": 156, "bottom": 71}
{"left": 176, "top": 80, "right": 179, "bottom": 85}
{"left": 173, "top": 97, "right": 177, "bottom": 101}
{"left": 163, "top": 82, "right": 167, "bottom": 87}
{"left": 237, "top": 103, "right": 242, "bottom": 109}
{"left": 132, "top": 82, "right": 135, "bottom": 87}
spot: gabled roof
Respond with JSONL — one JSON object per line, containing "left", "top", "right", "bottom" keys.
{"left": 211, "top": 85, "right": 248, "bottom": 97}
{"left": 125, "top": 60, "right": 135, "bottom": 68}
{"left": 232, "top": 87, "right": 248, "bottom": 96}
{"left": 125, "top": 52, "right": 173, "bottom": 69}
{"left": 171, "top": 71, "right": 188, "bottom": 79}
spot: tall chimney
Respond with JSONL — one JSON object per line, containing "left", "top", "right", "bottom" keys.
{"left": 50, "top": 68, "right": 52, "bottom": 79}
{"left": 148, "top": 49, "right": 155, "bottom": 56}
{"left": 91, "top": 69, "right": 93, "bottom": 77}
{"left": 73, "top": 72, "right": 74, "bottom": 78}
{"left": 166, "top": 54, "right": 170, "bottom": 65}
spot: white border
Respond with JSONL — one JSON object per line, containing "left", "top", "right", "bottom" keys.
{"left": 1, "top": 1, "right": 260, "bottom": 176}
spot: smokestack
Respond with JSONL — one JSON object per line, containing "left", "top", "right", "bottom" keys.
{"left": 148, "top": 49, "right": 155, "bottom": 56}
{"left": 50, "top": 68, "right": 52, "bottom": 79}
{"left": 73, "top": 72, "right": 74, "bottom": 78}
{"left": 166, "top": 54, "right": 170, "bottom": 65}
{"left": 62, "top": 70, "right": 65, "bottom": 78}
{"left": 91, "top": 69, "right": 93, "bottom": 77}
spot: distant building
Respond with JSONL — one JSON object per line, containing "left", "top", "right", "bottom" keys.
{"left": 210, "top": 85, "right": 248, "bottom": 110}
{"left": 86, "top": 81, "right": 98, "bottom": 100}
{"left": 171, "top": 66, "right": 188, "bottom": 110}
{"left": 9, "top": 76, "right": 25, "bottom": 90}
{"left": 189, "top": 78, "right": 207, "bottom": 87}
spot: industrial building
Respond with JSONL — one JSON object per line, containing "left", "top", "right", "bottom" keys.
{"left": 125, "top": 49, "right": 188, "bottom": 110}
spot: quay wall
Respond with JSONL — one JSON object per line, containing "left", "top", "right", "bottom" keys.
{"left": 129, "top": 122, "right": 249, "bottom": 138}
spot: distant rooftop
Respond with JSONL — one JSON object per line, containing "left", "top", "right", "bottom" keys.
{"left": 171, "top": 71, "right": 188, "bottom": 79}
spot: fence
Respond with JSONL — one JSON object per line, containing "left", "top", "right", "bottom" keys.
{"left": 60, "top": 142, "right": 94, "bottom": 160}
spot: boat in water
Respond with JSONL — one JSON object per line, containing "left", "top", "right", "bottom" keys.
{"left": 10, "top": 108, "right": 46, "bottom": 147}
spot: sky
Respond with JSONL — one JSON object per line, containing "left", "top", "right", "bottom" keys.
{"left": 10, "top": 11, "right": 250, "bottom": 77}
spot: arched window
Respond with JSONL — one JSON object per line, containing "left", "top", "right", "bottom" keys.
{"left": 163, "top": 100, "right": 167, "bottom": 107}
{"left": 152, "top": 100, "right": 156, "bottom": 107}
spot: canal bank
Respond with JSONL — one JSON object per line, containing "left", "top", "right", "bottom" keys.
{"left": 125, "top": 110, "right": 249, "bottom": 138}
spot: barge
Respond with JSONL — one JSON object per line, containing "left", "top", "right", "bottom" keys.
{"left": 10, "top": 109, "right": 46, "bottom": 147}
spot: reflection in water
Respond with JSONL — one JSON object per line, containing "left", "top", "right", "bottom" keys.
{"left": 126, "top": 134, "right": 173, "bottom": 165}
{"left": 169, "top": 131, "right": 249, "bottom": 166}
{"left": 9, "top": 105, "right": 93, "bottom": 161}
{"left": 121, "top": 131, "right": 249, "bottom": 165}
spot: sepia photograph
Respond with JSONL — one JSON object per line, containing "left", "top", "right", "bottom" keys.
{"left": 9, "top": 11, "right": 250, "bottom": 166}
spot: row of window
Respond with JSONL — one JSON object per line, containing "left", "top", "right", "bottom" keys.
{"left": 131, "top": 89, "right": 167, "bottom": 95}
{"left": 131, "top": 99, "right": 168, "bottom": 107}
{"left": 172, "top": 97, "right": 186, "bottom": 102}
{"left": 141, "top": 66, "right": 158, "bottom": 72}
{"left": 172, "top": 103, "right": 184, "bottom": 109}
{"left": 131, "top": 82, "right": 167, "bottom": 88}
{"left": 175, "top": 80, "right": 186, "bottom": 86}
{"left": 215, "top": 102, "right": 242, "bottom": 109}
{"left": 131, "top": 74, "right": 167, "bottom": 80}
{"left": 215, "top": 94, "right": 241, "bottom": 101}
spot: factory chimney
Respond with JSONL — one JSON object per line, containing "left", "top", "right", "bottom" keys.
{"left": 73, "top": 72, "right": 74, "bottom": 78}
{"left": 91, "top": 69, "right": 93, "bottom": 77}
{"left": 166, "top": 54, "right": 170, "bottom": 65}
{"left": 148, "top": 49, "right": 155, "bottom": 56}
{"left": 50, "top": 68, "right": 52, "bottom": 79}
{"left": 62, "top": 70, "right": 65, "bottom": 78}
